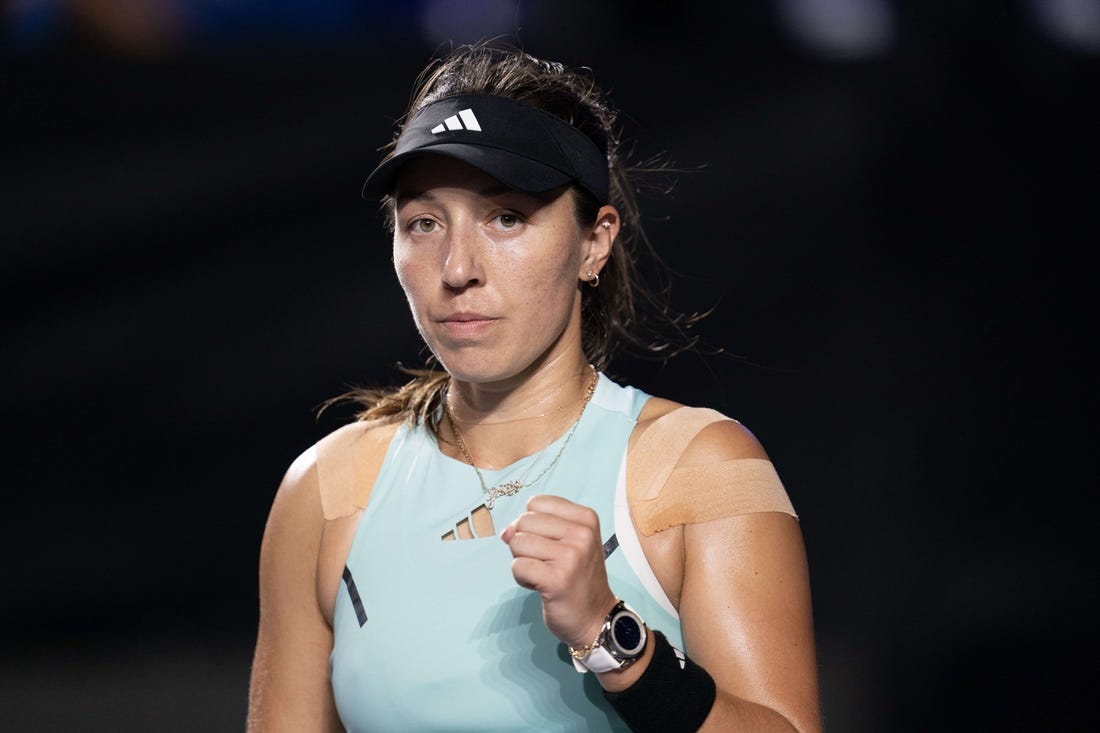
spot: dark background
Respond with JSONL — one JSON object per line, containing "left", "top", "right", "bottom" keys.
{"left": 3, "top": 1, "right": 1097, "bottom": 731}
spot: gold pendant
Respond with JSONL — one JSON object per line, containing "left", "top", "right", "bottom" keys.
{"left": 485, "top": 480, "right": 524, "bottom": 510}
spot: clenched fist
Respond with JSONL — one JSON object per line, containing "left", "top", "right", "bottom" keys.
{"left": 499, "top": 494, "right": 619, "bottom": 649}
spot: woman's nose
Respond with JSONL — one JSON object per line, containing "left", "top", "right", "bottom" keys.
{"left": 441, "top": 222, "right": 483, "bottom": 290}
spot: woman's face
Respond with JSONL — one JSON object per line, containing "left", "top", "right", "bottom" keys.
{"left": 391, "top": 156, "right": 605, "bottom": 384}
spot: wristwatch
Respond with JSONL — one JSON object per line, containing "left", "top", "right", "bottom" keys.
{"left": 569, "top": 599, "right": 648, "bottom": 673}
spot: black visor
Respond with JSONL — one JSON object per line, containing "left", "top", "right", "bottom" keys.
{"left": 362, "top": 94, "right": 609, "bottom": 204}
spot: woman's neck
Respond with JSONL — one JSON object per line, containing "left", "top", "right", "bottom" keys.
{"left": 447, "top": 354, "right": 594, "bottom": 424}
{"left": 444, "top": 357, "right": 596, "bottom": 468}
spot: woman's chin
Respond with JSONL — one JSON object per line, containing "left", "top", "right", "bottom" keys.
{"left": 429, "top": 350, "right": 510, "bottom": 384}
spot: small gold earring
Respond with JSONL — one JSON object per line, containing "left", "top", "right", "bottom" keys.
{"left": 587, "top": 271, "right": 600, "bottom": 288}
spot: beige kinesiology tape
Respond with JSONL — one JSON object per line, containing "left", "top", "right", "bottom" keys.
{"left": 626, "top": 407, "right": 797, "bottom": 536}
{"left": 316, "top": 419, "right": 400, "bottom": 521}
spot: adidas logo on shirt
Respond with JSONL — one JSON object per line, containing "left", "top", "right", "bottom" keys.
{"left": 430, "top": 108, "right": 482, "bottom": 134}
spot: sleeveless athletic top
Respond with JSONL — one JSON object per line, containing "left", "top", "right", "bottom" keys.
{"left": 329, "top": 374, "right": 682, "bottom": 732}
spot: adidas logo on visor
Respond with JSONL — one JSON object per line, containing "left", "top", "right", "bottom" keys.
{"left": 430, "top": 108, "right": 482, "bottom": 134}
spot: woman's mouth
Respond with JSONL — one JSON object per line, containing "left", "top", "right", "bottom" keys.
{"left": 439, "top": 313, "right": 497, "bottom": 337}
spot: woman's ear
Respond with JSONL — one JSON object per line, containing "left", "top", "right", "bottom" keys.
{"left": 580, "top": 204, "right": 619, "bottom": 280}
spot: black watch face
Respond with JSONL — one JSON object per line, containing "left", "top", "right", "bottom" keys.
{"left": 611, "top": 612, "right": 645, "bottom": 656}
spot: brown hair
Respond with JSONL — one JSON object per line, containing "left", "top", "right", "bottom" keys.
{"left": 332, "top": 42, "right": 702, "bottom": 428}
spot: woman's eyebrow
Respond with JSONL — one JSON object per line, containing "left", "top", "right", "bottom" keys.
{"left": 394, "top": 189, "right": 433, "bottom": 206}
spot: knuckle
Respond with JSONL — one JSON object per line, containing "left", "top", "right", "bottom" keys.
{"left": 570, "top": 523, "right": 597, "bottom": 547}
{"left": 560, "top": 542, "right": 584, "bottom": 566}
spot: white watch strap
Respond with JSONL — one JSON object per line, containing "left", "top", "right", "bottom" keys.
{"left": 571, "top": 644, "right": 622, "bottom": 674}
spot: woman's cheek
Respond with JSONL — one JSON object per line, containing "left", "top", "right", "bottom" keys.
{"left": 392, "top": 256, "right": 429, "bottom": 328}
{"left": 393, "top": 247, "right": 422, "bottom": 296}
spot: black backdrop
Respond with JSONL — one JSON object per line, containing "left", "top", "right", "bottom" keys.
{"left": 4, "top": 2, "right": 1098, "bottom": 731}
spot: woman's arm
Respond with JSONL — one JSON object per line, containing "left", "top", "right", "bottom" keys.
{"left": 682, "top": 510, "right": 820, "bottom": 731}
{"left": 502, "top": 417, "right": 822, "bottom": 733}
{"left": 247, "top": 447, "right": 344, "bottom": 733}
{"left": 660, "top": 418, "right": 820, "bottom": 732}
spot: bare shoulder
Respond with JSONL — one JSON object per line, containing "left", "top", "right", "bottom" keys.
{"left": 268, "top": 442, "right": 321, "bottom": 521}
{"left": 633, "top": 395, "right": 769, "bottom": 465}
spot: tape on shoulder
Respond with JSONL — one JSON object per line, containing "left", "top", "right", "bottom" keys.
{"left": 627, "top": 406, "right": 796, "bottom": 536}
{"left": 631, "top": 458, "right": 796, "bottom": 536}
{"left": 629, "top": 407, "right": 729, "bottom": 503}
{"left": 316, "top": 419, "right": 400, "bottom": 520}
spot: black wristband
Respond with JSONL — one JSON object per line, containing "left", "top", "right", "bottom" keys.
{"left": 603, "top": 629, "right": 717, "bottom": 733}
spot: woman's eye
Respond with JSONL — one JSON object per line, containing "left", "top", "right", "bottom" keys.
{"left": 495, "top": 213, "right": 520, "bottom": 229}
{"left": 411, "top": 218, "right": 437, "bottom": 234}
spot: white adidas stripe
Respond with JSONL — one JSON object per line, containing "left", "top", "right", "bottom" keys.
{"left": 458, "top": 108, "right": 481, "bottom": 130}
{"left": 430, "top": 108, "right": 482, "bottom": 134}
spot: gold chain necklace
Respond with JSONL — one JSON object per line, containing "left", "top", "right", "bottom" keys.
{"left": 445, "top": 366, "right": 598, "bottom": 509}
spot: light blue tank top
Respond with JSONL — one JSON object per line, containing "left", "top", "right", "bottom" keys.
{"left": 330, "top": 374, "right": 683, "bottom": 732}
